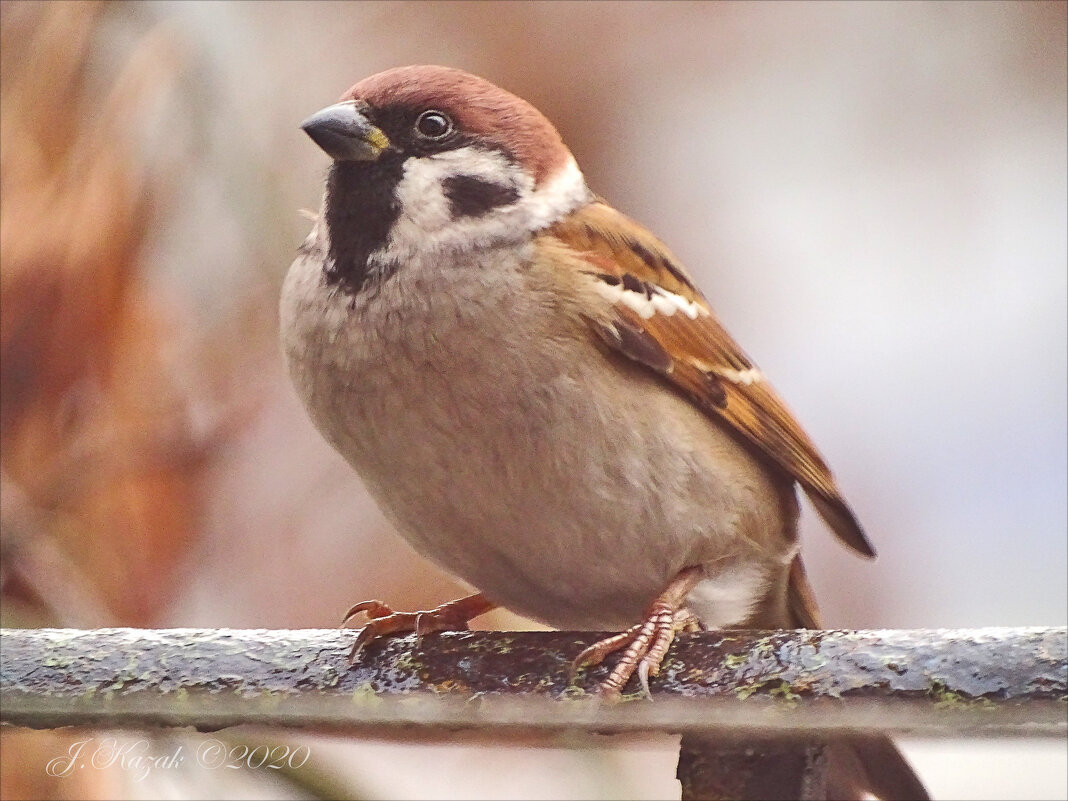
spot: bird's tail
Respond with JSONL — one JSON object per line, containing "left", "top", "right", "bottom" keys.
{"left": 787, "top": 557, "right": 930, "bottom": 801}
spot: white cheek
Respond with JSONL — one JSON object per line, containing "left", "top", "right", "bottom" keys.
{"left": 394, "top": 166, "right": 453, "bottom": 233}
{"left": 372, "top": 151, "right": 591, "bottom": 267}
{"left": 393, "top": 147, "right": 525, "bottom": 236}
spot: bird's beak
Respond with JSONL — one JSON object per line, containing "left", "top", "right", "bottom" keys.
{"left": 301, "top": 101, "right": 392, "bottom": 162}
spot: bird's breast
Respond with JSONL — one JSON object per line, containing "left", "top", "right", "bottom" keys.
{"left": 280, "top": 241, "right": 794, "bottom": 629}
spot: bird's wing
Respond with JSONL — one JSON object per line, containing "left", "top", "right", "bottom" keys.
{"left": 543, "top": 200, "right": 875, "bottom": 558}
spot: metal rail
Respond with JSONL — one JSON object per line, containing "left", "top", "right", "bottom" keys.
{"left": 2, "top": 626, "right": 1063, "bottom": 736}
{"left": 4, "top": 626, "right": 1064, "bottom": 800}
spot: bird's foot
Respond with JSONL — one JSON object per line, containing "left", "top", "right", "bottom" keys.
{"left": 340, "top": 592, "right": 495, "bottom": 661}
{"left": 570, "top": 566, "right": 703, "bottom": 699}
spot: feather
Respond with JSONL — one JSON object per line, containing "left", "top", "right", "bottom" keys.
{"left": 543, "top": 201, "right": 876, "bottom": 558}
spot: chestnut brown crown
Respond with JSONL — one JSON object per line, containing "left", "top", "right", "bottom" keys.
{"left": 342, "top": 65, "right": 571, "bottom": 184}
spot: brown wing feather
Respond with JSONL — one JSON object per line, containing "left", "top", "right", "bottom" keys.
{"left": 545, "top": 202, "right": 875, "bottom": 558}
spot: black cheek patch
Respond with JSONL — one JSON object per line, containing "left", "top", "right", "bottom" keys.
{"left": 443, "top": 174, "right": 520, "bottom": 218}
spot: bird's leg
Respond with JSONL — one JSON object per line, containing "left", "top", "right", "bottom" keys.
{"left": 341, "top": 592, "right": 496, "bottom": 661}
{"left": 571, "top": 566, "right": 704, "bottom": 699}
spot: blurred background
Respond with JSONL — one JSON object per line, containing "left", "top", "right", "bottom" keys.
{"left": 1, "top": 1, "right": 1064, "bottom": 799}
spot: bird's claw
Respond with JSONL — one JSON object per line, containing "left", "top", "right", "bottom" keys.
{"left": 339, "top": 593, "right": 495, "bottom": 662}
{"left": 571, "top": 605, "right": 700, "bottom": 699}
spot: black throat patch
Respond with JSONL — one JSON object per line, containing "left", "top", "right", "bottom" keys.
{"left": 323, "top": 158, "right": 405, "bottom": 294}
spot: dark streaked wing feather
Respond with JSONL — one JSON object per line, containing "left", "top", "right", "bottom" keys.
{"left": 544, "top": 201, "right": 875, "bottom": 558}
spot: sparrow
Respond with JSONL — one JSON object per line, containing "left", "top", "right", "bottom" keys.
{"left": 281, "top": 66, "right": 928, "bottom": 800}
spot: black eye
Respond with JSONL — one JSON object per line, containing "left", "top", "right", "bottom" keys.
{"left": 415, "top": 110, "right": 452, "bottom": 140}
